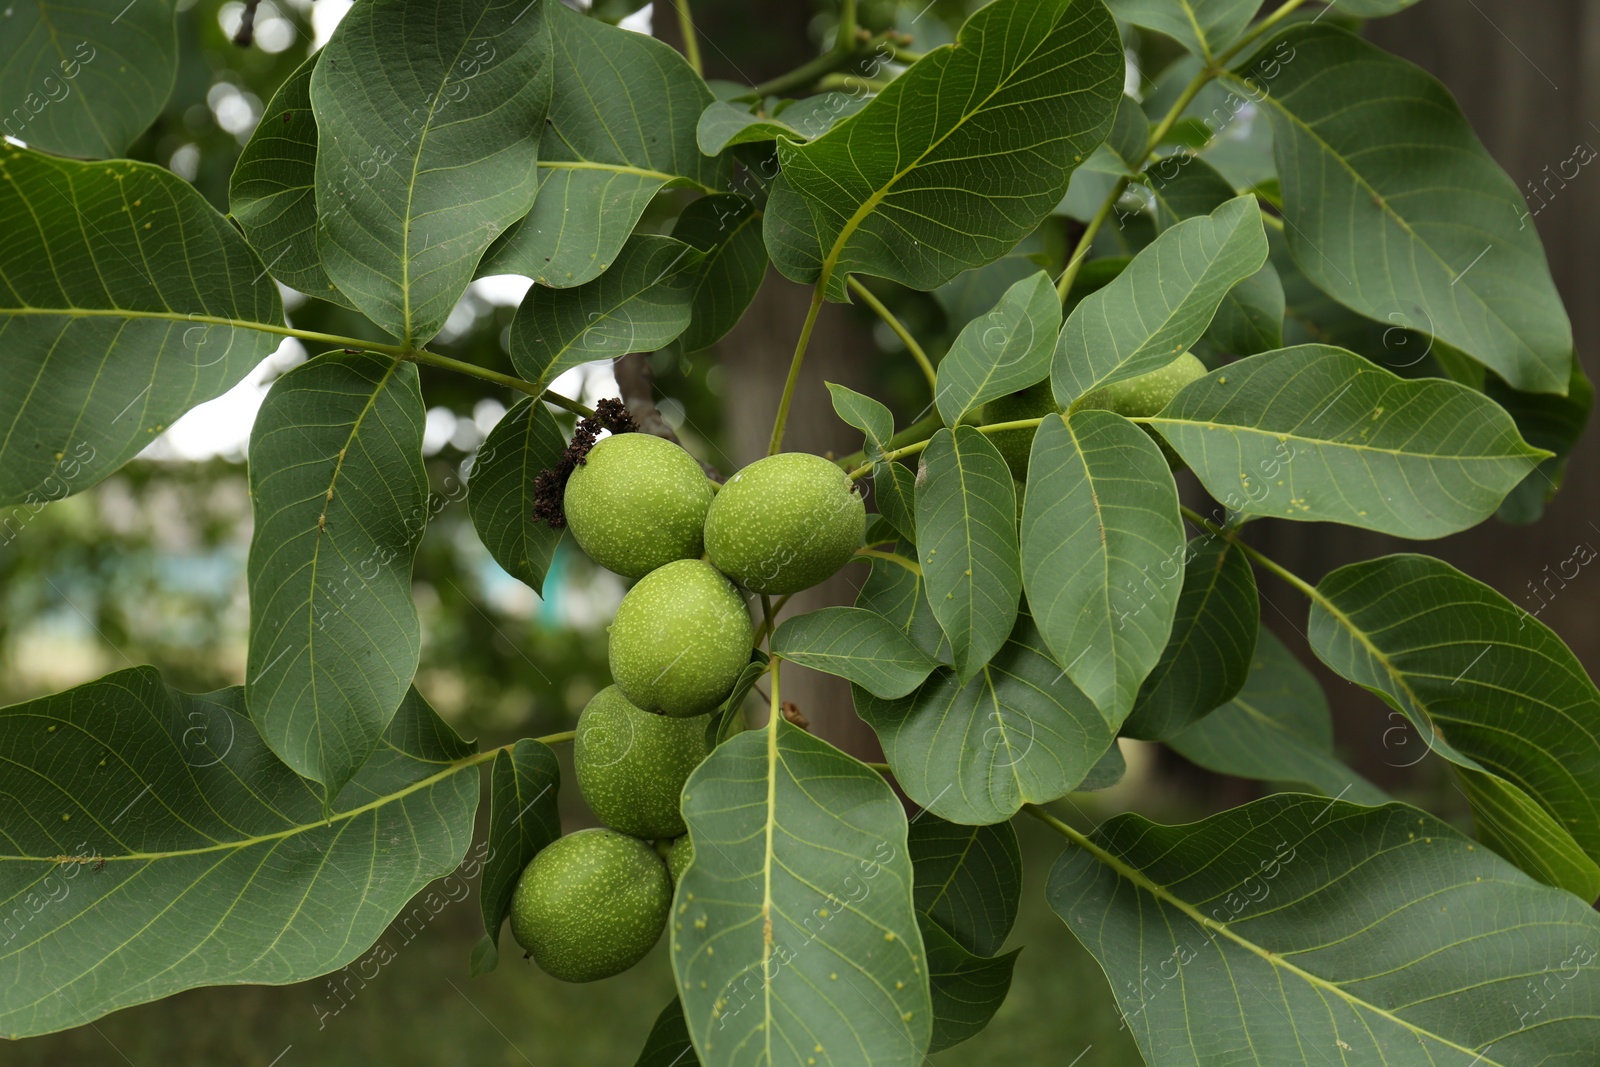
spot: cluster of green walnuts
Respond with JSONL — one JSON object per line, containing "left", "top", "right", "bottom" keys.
{"left": 508, "top": 430, "right": 865, "bottom": 983}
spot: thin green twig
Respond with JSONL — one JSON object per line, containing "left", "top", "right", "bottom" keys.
{"left": 847, "top": 277, "right": 937, "bottom": 394}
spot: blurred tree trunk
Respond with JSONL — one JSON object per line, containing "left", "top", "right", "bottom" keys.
{"left": 656, "top": 0, "right": 884, "bottom": 757}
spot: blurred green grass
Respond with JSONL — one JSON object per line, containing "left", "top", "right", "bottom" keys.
{"left": 10, "top": 815, "right": 1143, "bottom": 1066}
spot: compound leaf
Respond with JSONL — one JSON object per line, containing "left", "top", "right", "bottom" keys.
{"left": 909, "top": 816, "right": 1022, "bottom": 958}
{"left": 229, "top": 52, "right": 357, "bottom": 310}
{"left": 772, "top": 606, "right": 937, "bottom": 700}
{"left": 474, "top": 738, "right": 560, "bottom": 974}
{"left": 507, "top": 234, "right": 704, "bottom": 387}
{"left": 634, "top": 998, "right": 700, "bottom": 1067}
{"left": 920, "top": 918, "right": 1019, "bottom": 1053}
{"left": 1122, "top": 535, "right": 1258, "bottom": 741}
{"left": 1052, "top": 194, "right": 1267, "bottom": 405}
{"left": 854, "top": 612, "right": 1115, "bottom": 827}
{"left": 1104, "top": 0, "right": 1261, "bottom": 61}
{"left": 934, "top": 271, "right": 1059, "bottom": 426}
{"left": 917, "top": 427, "right": 1021, "bottom": 681}
{"left": 1309, "top": 553, "right": 1600, "bottom": 897}
{"left": 1166, "top": 628, "right": 1388, "bottom": 805}
{"left": 672, "top": 193, "right": 766, "bottom": 353}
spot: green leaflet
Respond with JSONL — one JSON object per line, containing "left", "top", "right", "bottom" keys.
{"left": 1166, "top": 628, "right": 1389, "bottom": 805}
{"left": 1490, "top": 361, "right": 1594, "bottom": 524}
{"left": 1308, "top": 553, "right": 1600, "bottom": 897}
{"left": 508, "top": 234, "right": 704, "bottom": 387}
{"left": 1105, "top": 94, "right": 1152, "bottom": 168}
{"left": 856, "top": 542, "right": 949, "bottom": 665}
{"left": 1052, "top": 195, "right": 1267, "bottom": 405}
{"left": 827, "top": 382, "right": 895, "bottom": 460}
{"left": 0, "top": 669, "right": 478, "bottom": 1039}
{"left": 633, "top": 998, "right": 700, "bottom": 1067}
{"left": 934, "top": 253, "right": 1049, "bottom": 333}
{"left": 1230, "top": 25, "right": 1573, "bottom": 394}
{"left": 673, "top": 718, "right": 930, "bottom": 1067}
{"left": 771, "top": 606, "right": 937, "bottom": 699}
{"left": 672, "top": 194, "right": 767, "bottom": 353}
{"left": 229, "top": 52, "right": 357, "bottom": 311}
{"left": 920, "top": 917, "right": 1019, "bottom": 1053}
{"left": 311, "top": 0, "right": 553, "bottom": 344}
{"left": 916, "top": 427, "right": 1021, "bottom": 681}
{"left": 1148, "top": 345, "right": 1549, "bottom": 538}
{"left": 1122, "top": 535, "right": 1259, "bottom": 741}
{"left": 465, "top": 396, "right": 568, "bottom": 595}
{"left": 473, "top": 738, "right": 561, "bottom": 974}
{"left": 873, "top": 463, "right": 919, "bottom": 545}
{"left": 696, "top": 93, "right": 869, "bottom": 155}
{"left": 1146, "top": 155, "right": 1284, "bottom": 356}
{"left": 245, "top": 353, "right": 428, "bottom": 797}
{"left": 933, "top": 271, "right": 1060, "bottom": 426}
{"left": 480, "top": 2, "right": 727, "bottom": 287}
{"left": 1103, "top": 0, "right": 1261, "bottom": 61}
{"left": 1020, "top": 411, "right": 1186, "bottom": 725}
{"left": 0, "top": 147, "right": 283, "bottom": 508}
{"left": 761, "top": 170, "right": 824, "bottom": 283}
{"left": 1049, "top": 794, "right": 1600, "bottom": 1065}
{"left": 703, "top": 650, "right": 768, "bottom": 752}
{"left": 772, "top": 0, "right": 1122, "bottom": 298}
{"left": 0, "top": 0, "right": 176, "bottom": 158}
{"left": 909, "top": 816, "right": 1022, "bottom": 958}
{"left": 854, "top": 612, "right": 1114, "bottom": 826}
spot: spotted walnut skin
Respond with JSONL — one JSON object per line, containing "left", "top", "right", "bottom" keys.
{"left": 575, "top": 685, "right": 708, "bottom": 839}
{"left": 704, "top": 452, "right": 866, "bottom": 595}
{"left": 564, "top": 433, "right": 711, "bottom": 579}
{"left": 509, "top": 828, "right": 671, "bottom": 983}
{"left": 608, "top": 559, "right": 752, "bottom": 717}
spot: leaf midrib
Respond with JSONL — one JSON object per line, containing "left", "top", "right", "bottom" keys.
{"left": 1144, "top": 415, "right": 1548, "bottom": 463}
{"left": 1066, "top": 818, "right": 1513, "bottom": 1065}
{"left": 297, "top": 357, "right": 401, "bottom": 780}
{"left": 0, "top": 747, "right": 487, "bottom": 864}
{"left": 536, "top": 159, "right": 717, "bottom": 194}
{"left": 396, "top": 7, "right": 493, "bottom": 346}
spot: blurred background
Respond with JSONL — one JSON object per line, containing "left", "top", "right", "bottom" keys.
{"left": 4, "top": 1, "right": 1594, "bottom": 1063}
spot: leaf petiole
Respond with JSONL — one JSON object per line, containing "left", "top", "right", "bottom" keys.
{"left": 847, "top": 277, "right": 937, "bottom": 393}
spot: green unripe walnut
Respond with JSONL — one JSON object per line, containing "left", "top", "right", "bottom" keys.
{"left": 509, "top": 828, "right": 671, "bottom": 983}
{"left": 1079, "top": 352, "right": 1206, "bottom": 469}
{"left": 1078, "top": 352, "right": 1206, "bottom": 418}
{"left": 981, "top": 379, "right": 1057, "bottom": 481}
{"left": 609, "top": 559, "right": 752, "bottom": 716}
{"left": 664, "top": 834, "right": 694, "bottom": 885}
{"left": 703, "top": 452, "right": 866, "bottom": 594}
{"left": 574, "top": 686, "right": 708, "bottom": 839}
{"left": 564, "top": 433, "right": 711, "bottom": 579}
